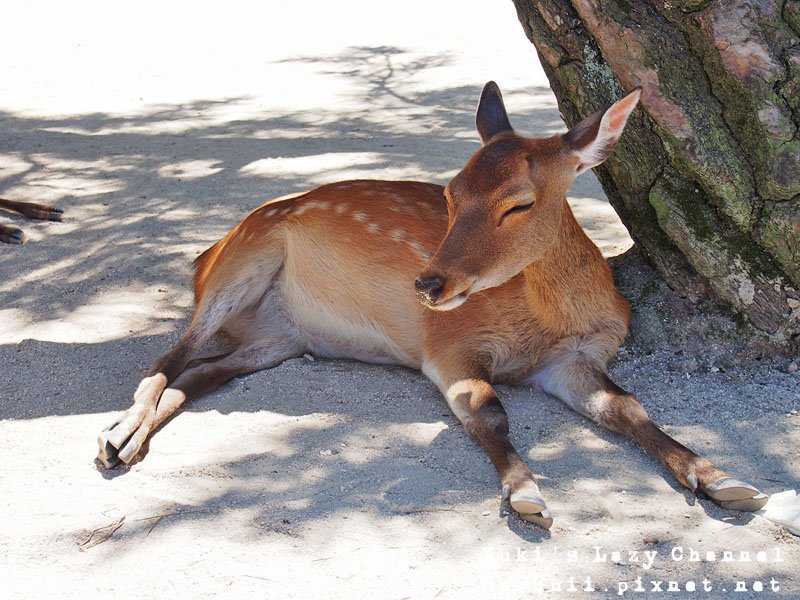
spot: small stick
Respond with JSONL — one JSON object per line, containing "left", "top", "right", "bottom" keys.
{"left": 78, "top": 516, "right": 125, "bottom": 551}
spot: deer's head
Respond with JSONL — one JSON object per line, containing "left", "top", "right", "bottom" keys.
{"left": 415, "top": 81, "right": 641, "bottom": 310}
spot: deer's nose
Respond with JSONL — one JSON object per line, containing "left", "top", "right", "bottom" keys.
{"left": 415, "top": 274, "right": 445, "bottom": 306}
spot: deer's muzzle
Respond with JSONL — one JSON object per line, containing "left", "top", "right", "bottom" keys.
{"left": 414, "top": 274, "right": 445, "bottom": 306}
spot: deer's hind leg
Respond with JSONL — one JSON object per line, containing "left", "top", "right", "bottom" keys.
{"left": 97, "top": 296, "right": 304, "bottom": 468}
{"left": 0, "top": 223, "right": 25, "bottom": 244}
{"left": 0, "top": 198, "right": 63, "bottom": 221}
{"left": 0, "top": 199, "right": 63, "bottom": 243}
{"left": 97, "top": 240, "right": 290, "bottom": 467}
{"left": 97, "top": 325, "right": 211, "bottom": 467}
{"left": 112, "top": 334, "right": 304, "bottom": 465}
{"left": 534, "top": 352, "right": 768, "bottom": 512}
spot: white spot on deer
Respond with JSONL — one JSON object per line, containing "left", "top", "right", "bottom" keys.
{"left": 293, "top": 204, "right": 310, "bottom": 216}
{"left": 317, "top": 201, "right": 330, "bottom": 210}
{"left": 293, "top": 202, "right": 318, "bottom": 216}
{"left": 353, "top": 211, "right": 368, "bottom": 222}
{"left": 266, "top": 208, "right": 278, "bottom": 217}
{"left": 367, "top": 223, "right": 381, "bottom": 234}
{"left": 408, "top": 241, "right": 431, "bottom": 261}
{"left": 390, "top": 228, "right": 406, "bottom": 242}
{"left": 335, "top": 203, "right": 349, "bottom": 215}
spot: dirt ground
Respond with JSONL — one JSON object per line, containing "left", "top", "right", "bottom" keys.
{"left": 1, "top": 2, "right": 798, "bottom": 599}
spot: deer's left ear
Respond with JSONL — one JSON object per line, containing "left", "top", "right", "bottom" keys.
{"left": 476, "top": 81, "right": 514, "bottom": 144}
{"left": 563, "top": 88, "right": 641, "bottom": 175}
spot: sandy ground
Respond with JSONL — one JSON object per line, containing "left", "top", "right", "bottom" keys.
{"left": 1, "top": 2, "right": 798, "bottom": 599}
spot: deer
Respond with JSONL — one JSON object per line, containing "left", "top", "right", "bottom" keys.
{"left": 0, "top": 198, "right": 63, "bottom": 243}
{"left": 96, "top": 82, "right": 768, "bottom": 528}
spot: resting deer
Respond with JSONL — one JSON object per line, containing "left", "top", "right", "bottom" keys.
{"left": 97, "top": 82, "right": 768, "bottom": 528}
{"left": 0, "top": 198, "right": 63, "bottom": 244}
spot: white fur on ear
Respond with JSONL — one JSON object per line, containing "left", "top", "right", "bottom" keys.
{"left": 563, "top": 88, "right": 642, "bottom": 174}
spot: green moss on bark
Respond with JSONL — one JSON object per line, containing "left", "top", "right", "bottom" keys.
{"left": 786, "top": 2, "right": 800, "bottom": 35}
{"left": 648, "top": 173, "right": 795, "bottom": 335}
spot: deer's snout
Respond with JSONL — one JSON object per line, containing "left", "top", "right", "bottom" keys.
{"left": 415, "top": 274, "right": 445, "bottom": 306}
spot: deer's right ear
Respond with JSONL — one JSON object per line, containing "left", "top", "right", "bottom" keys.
{"left": 476, "top": 81, "right": 514, "bottom": 144}
{"left": 563, "top": 88, "right": 641, "bottom": 174}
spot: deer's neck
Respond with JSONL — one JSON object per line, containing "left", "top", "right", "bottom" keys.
{"left": 521, "top": 201, "right": 622, "bottom": 337}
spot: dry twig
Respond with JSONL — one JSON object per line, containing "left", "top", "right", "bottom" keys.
{"left": 78, "top": 516, "right": 125, "bottom": 551}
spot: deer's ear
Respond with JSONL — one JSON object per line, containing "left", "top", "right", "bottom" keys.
{"left": 476, "top": 81, "right": 514, "bottom": 144}
{"left": 563, "top": 88, "right": 641, "bottom": 175}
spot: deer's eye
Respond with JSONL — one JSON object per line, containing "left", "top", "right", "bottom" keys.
{"left": 499, "top": 201, "right": 534, "bottom": 225}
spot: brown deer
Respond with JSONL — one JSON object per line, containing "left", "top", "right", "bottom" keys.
{"left": 0, "top": 198, "right": 63, "bottom": 243}
{"left": 97, "top": 82, "right": 767, "bottom": 528}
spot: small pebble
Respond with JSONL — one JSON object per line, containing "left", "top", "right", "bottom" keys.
{"left": 788, "top": 361, "right": 798, "bottom": 374}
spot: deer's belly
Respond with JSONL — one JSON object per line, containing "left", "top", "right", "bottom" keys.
{"left": 300, "top": 311, "right": 417, "bottom": 367}
{"left": 277, "top": 278, "right": 421, "bottom": 368}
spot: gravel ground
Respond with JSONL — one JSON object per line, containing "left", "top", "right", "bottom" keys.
{"left": 1, "top": 2, "right": 798, "bottom": 599}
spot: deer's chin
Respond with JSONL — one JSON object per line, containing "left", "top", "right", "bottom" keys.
{"left": 426, "top": 291, "right": 469, "bottom": 311}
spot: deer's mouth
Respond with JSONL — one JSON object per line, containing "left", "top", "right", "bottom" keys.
{"left": 426, "top": 290, "right": 470, "bottom": 311}
{"left": 424, "top": 278, "right": 477, "bottom": 311}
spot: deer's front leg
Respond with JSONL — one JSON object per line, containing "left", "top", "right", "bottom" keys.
{"left": 536, "top": 357, "right": 768, "bottom": 512}
{"left": 598, "top": 380, "right": 768, "bottom": 511}
{"left": 424, "top": 363, "right": 553, "bottom": 529}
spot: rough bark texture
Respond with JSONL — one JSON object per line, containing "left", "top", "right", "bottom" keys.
{"left": 512, "top": 0, "right": 800, "bottom": 345}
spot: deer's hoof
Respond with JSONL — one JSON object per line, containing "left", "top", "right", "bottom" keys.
{"left": 1, "top": 228, "right": 26, "bottom": 244}
{"left": 44, "top": 207, "right": 63, "bottom": 222}
{"left": 96, "top": 410, "right": 153, "bottom": 468}
{"left": 508, "top": 481, "right": 551, "bottom": 528}
{"left": 96, "top": 432, "right": 120, "bottom": 468}
{"left": 705, "top": 477, "right": 768, "bottom": 512}
{"left": 520, "top": 508, "right": 553, "bottom": 530}
{"left": 510, "top": 487, "right": 548, "bottom": 516}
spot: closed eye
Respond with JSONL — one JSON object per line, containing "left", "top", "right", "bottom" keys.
{"left": 499, "top": 201, "right": 534, "bottom": 225}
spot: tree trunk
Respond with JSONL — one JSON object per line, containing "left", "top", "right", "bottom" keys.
{"left": 511, "top": 0, "right": 799, "bottom": 344}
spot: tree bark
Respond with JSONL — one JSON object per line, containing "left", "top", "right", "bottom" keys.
{"left": 511, "top": 0, "right": 799, "bottom": 344}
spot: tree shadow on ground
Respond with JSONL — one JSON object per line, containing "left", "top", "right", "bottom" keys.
{"left": 0, "top": 46, "right": 560, "bottom": 327}
{"left": 63, "top": 356, "right": 798, "bottom": 584}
